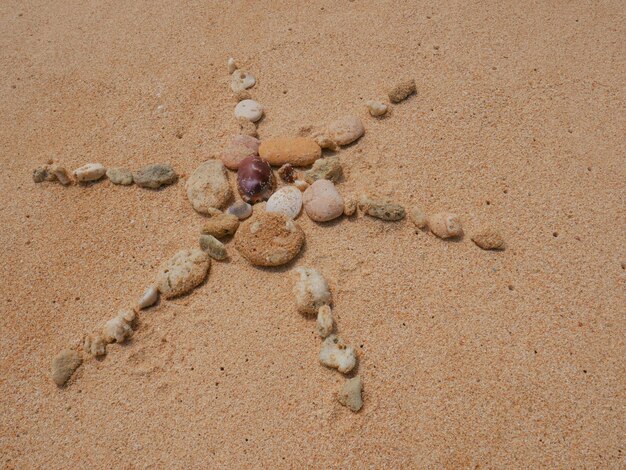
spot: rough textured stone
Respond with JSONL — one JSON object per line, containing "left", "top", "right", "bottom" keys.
{"left": 266, "top": 186, "right": 302, "bottom": 219}
{"left": 51, "top": 350, "right": 82, "bottom": 386}
{"left": 409, "top": 206, "right": 428, "bottom": 229}
{"left": 302, "top": 180, "right": 344, "bottom": 222}
{"left": 294, "top": 267, "right": 332, "bottom": 315}
{"left": 319, "top": 335, "right": 356, "bottom": 374}
{"left": 343, "top": 196, "right": 357, "bottom": 216}
{"left": 133, "top": 164, "right": 177, "bottom": 189}
{"left": 201, "top": 212, "right": 240, "bottom": 238}
{"left": 358, "top": 196, "right": 405, "bottom": 221}
{"left": 156, "top": 249, "right": 210, "bottom": 299}
{"left": 186, "top": 160, "right": 232, "bottom": 213}
{"left": 230, "top": 70, "right": 256, "bottom": 92}
{"left": 237, "top": 118, "right": 258, "bottom": 137}
{"left": 277, "top": 163, "right": 297, "bottom": 183}
{"left": 259, "top": 137, "right": 321, "bottom": 167}
{"left": 221, "top": 135, "right": 260, "bottom": 170}
{"left": 103, "top": 310, "right": 135, "bottom": 344}
{"left": 51, "top": 164, "right": 72, "bottom": 185}
{"left": 84, "top": 334, "right": 107, "bottom": 357}
{"left": 303, "top": 157, "right": 343, "bottom": 184}
{"left": 33, "top": 166, "right": 49, "bottom": 183}
{"left": 199, "top": 234, "right": 227, "bottom": 260}
{"left": 74, "top": 163, "right": 106, "bottom": 182}
{"left": 388, "top": 78, "right": 416, "bottom": 103}
{"left": 316, "top": 305, "right": 333, "bottom": 338}
{"left": 327, "top": 116, "right": 364, "bottom": 146}
{"left": 428, "top": 212, "right": 463, "bottom": 239}
{"left": 339, "top": 377, "right": 363, "bottom": 412}
{"left": 106, "top": 167, "right": 133, "bottom": 185}
{"left": 366, "top": 100, "right": 388, "bottom": 117}
{"left": 472, "top": 229, "right": 505, "bottom": 250}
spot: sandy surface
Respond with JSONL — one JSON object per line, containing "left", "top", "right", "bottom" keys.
{"left": 1, "top": 1, "right": 625, "bottom": 467}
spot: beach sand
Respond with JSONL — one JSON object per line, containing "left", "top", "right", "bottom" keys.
{"left": 1, "top": 1, "right": 624, "bottom": 467}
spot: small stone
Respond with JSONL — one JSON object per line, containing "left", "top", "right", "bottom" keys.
{"left": 186, "top": 160, "right": 232, "bottom": 213}
{"left": 311, "top": 130, "right": 340, "bottom": 151}
{"left": 237, "top": 118, "right": 258, "bottom": 137}
{"left": 221, "top": 134, "right": 261, "bottom": 170}
{"left": 327, "top": 116, "right": 365, "bottom": 146}
{"left": 230, "top": 70, "right": 256, "bottom": 93}
{"left": 293, "top": 179, "right": 309, "bottom": 192}
{"left": 358, "top": 196, "right": 405, "bottom": 221}
{"left": 103, "top": 310, "right": 135, "bottom": 343}
{"left": 83, "top": 334, "right": 106, "bottom": 357}
{"left": 237, "top": 156, "right": 276, "bottom": 203}
{"left": 136, "top": 286, "right": 159, "bottom": 310}
{"left": 133, "top": 164, "right": 177, "bottom": 189}
{"left": 409, "top": 206, "right": 428, "bottom": 229}
{"left": 201, "top": 212, "right": 240, "bottom": 238}
{"left": 227, "top": 57, "right": 237, "bottom": 74}
{"left": 106, "top": 167, "right": 133, "bottom": 185}
{"left": 234, "top": 212, "right": 305, "bottom": 267}
{"left": 388, "top": 78, "right": 416, "bottom": 103}
{"left": 302, "top": 180, "right": 344, "bottom": 222}
{"left": 319, "top": 335, "right": 356, "bottom": 374}
{"left": 294, "top": 267, "right": 332, "bottom": 315}
{"left": 428, "top": 212, "right": 463, "bottom": 239}
{"left": 51, "top": 350, "right": 82, "bottom": 386}
{"left": 227, "top": 201, "right": 253, "bottom": 220}
{"left": 234, "top": 99, "right": 263, "bottom": 122}
{"left": 266, "top": 186, "right": 302, "bottom": 219}
{"left": 33, "top": 166, "right": 49, "bottom": 183}
{"left": 303, "top": 156, "right": 342, "bottom": 184}
{"left": 316, "top": 305, "right": 333, "bottom": 338}
{"left": 234, "top": 89, "right": 252, "bottom": 102}
{"left": 277, "top": 163, "right": 297, "bottom": 183}
{"left": 343, "top": 196, "right": 357, "bottom": 216}
{"left": 366, "top": 100, "right": 388, "bottom": 117}
{"left": 199, "top": 234, "right": 227, "bottom": 260}
{"left": 259, "top": 137, "right": 321, "bottom": 167}
{"left": 51, "top": 164, "right": 72, "bottom": 185}
{"left": 472, "top": 229, "right": 505, "bottom": 250}
{"left": 156, "top": 249, "right": 210, "bottom": 299}
{"left": 338, "top": 377, "right": 363, "bottom": 412}
{"left": 74, "top": 163, "right": 106, "bottom": 182}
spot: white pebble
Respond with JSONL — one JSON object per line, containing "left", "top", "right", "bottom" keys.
{"left": 319, "top": 335, "right": 357, "bottom": 374}
{"left": 227, "top": 201, "right": 253, "bottom": 220}
{"left": 366, "top": 100, "right": 388, "bottom": 117}
{"left": 234, "top": 99, "right": 263, "bottom": 122}
{"left": 293, "top": 179, "right": 309, "bottom": 192}
{"left": 83, "top": 333, "right": 106, "bottom": 357}
{"left": 137, "top": 286, "right": 159, "bottom": 310}
{"left": 230, "top": 70, "right": 256, "bottom": 92}
{"left": 227, "top": 57, "right": 237, "bottom": 74}
{"left": 73, "top": 163, "right": 106, "bottom": 182}
{"left": 266, "top": 186, "right": 302, "bottom": 219}
{"left": 294, "top": 267, "right": 331, "bottom": 315}
{"left": 103, "top": 310, "right": 135, "bottom": 343}
{"left": 316, "top": 305, "right": 333, "bottom": 338}
{"left": 428, "top": 212, "right": 463, "bottom": 239}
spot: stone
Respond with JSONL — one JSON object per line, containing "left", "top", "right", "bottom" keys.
{"left": 156, "top": 249, "right": 210, "bottom": 299}
{"left": 428, "top": 212, "right": 463, "bottom": 239}
{"left": 227, "top": 57, "right": 237, "bottom": 74}
{"left": 339, "top": 377, "right": 363, "bottom": 412}
{"left": 74, "top": 163, "right": 106, "bottom": 182}
{"left": 319, "top": 335, "right": 356, "bottom": 374}
{"left": 230, "top": 70, "right": 256, "bottom": 92}
{"left": 227, "top": 201, "right": 253, "bottom": 220}
{"left": 388, "top": 78, "right": 416, "bottom": 103}
{"left": 409, "top": 206, "right": 428, "bottom": 229}
{"left": 316, "top": 305, "right": 333, "bottom": 338}
{"left": 201, "top": 212, "right": 240, "bottom": 238}
{"left": 259, "top": 137, "right": 321, "bottom": 167}
{"left": 277, "top": 163, "right": 297, "bottom": 183}
{"left": 302, "top": 180, "right": 344, "bottom": 222}
{"left": 234, "top": 99, "right": 263, "bottom": 122}
{"left": 33, "top": 166, "right": 49, "bottom": 183}
{"left": 327, "top": 116, "right": 364, "bottom": 146}
{"left": 343, "top": 196, "right": 357, "bottom": 216}
{"left": 303, "top": 156, "right": 342, "bottom": 184}
{"left": 294, "top": 267, "right": 332, "bottom": 315}
{"left": 51, "top": 350, "right": 82, "bottom": 386}
{"left": 312, "top": 130, "right": 339, "bottom": 151}
{"left": 136, "top": 286, "right": 159, "bottom": 310}
{"left": 199, "top": 234, "right": 227, "bottom": 260}
{"left": 51, "top": 164, "right": 72, "bottom": 185}
{"left": 237, "top": 118, "right": 258, "bottom": 137}
{"left": 103, "top": 310, "right": 135, "bottom": 343}
{"left": 133, "top": 164, "right": 177, "bottom": 189}
{"left": 358, "top": 196, "right": 405, "bottom": 221}
{"left": 266, "top": 186, "right": 302, "bottom": 219}
{"left": 472, "top": 229, "right": 505, "bottom": 250}
{"left": 186, "top": 160, "right": 232, "bottom": 213}
{"left": 83, "top": 333, "right": 106, "bottom": 357}
{"left": 221, "top": 134, "right": 261, "bottom": 170}
{"left": 106, "top": 167, "right": 133, "bottom": 185}
{"left": 366, "top": 100, "right": 388, "bottom": 117}
{"left": 234, "top": 212, "right": 305, "bottom": 267}
{"left": 293, "top": 180, "right": 309, "bottom": 192}
{"left": 237, "top": 156, "right": 276, "bottom": 203}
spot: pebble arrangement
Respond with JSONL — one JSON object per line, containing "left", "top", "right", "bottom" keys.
{"left": 44, "top": 57, "right": 506, "bottom": 413}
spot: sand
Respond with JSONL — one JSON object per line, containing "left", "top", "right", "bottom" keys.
{"left": 1, "top": 1, "right": 625, "bottom": 467}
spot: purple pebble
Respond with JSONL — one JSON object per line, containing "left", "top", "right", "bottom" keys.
{"left": 237, "top": 156, "right": 276, "bottom": 203}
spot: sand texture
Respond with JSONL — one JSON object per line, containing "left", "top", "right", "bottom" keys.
{"left": 1, "top": 1, "right": 625, "bottom": 468}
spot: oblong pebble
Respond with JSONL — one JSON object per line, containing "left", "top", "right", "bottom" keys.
{"left": 156, "top": 249, "right": 210, "bottom": 299}
{"left": 388, "top": 78, "right": 416, "bottom": 103}
{"left": 259, "top": 137, "right": 321, "bottom": 167}
{"left": 107, "top": 167, "right": 133, "bottom": 185}
{"left": 294, "top": 267, "right": 332, "bottom": 315}
{"left": 51, "top": 350, "right": 82, "bottom": 386}
{"left": 339, "top": 377, "right": 363, "bottom": 412}
{"left": 366, "top": 100, "right": 388, "bottom": 117}
{"left": 137, "top": 285, "right": 159, "bottom": 310}
{"left": 227, "top": 57, "right": 237, "bottom": 74}
{"left": 51, "top": 164, "right": 72, "bottom": 185}
{"left": 234, "top": 99, "right": 263, "bottom": 122}
{"left": 428, "top": 212, "right": 463, "bottom": 239}
{"left": 358, "top": 195, "right": 405, "bottom": 221}
{"left": 199, "top": 234, "right": 228, "bottom": 260}
{"left": 472, "top": 229, "right": 505, "bottom": 250}
{"left": 230, "top": 70, "right": 256, "bottom": 92}
{"left": 266, "top": 186, "right": 302, "bottom": 219}
{"left": 74, "top": 163, "right": 106, "bottom": 182}
{"left": 316, "top": 305, "right": 333, "bottom": 338}
{"left": 327, "top": 116, "right": 364, "bottom": 146}
{"left": 227, "top": 201, "right": 253, "bottom": 220}
{"left": 302, "top": 180, "right": 344, "bottom": 222}
{"left": 319, "top": 335, "right": 356, "bottom": 374}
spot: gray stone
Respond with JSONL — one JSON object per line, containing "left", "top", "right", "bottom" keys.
{"left": 199, "top": 234, "right": 227, "bottom": 260}
{"left": 338, "top": 377, "right": 363, "bottom": 412}
{"left": 51, "top": 350, "right": 82, "bottom": 386}
{"left": 133, "top": 164, "right": 177, "bottom": 189}
{"left": 106, "top": 167, "right": 133, "bottom": 185}
{"left": 303, "top": 157, "right": 343, "bottom": 184}
{"left": 358, "top": 196, "right": 405, "bottom": 221}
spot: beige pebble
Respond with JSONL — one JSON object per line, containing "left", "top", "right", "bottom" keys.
{"left": 293, "top": 179, "right": 309, "bottom": 192}
{"left": 319, "top": 335, "right": 356, "bottom": 374}
{"left": 343, "top": 196, "right": 357, "bottom": 216}
{"left": 358, "top": 195, "right": 406, "bottom": 221}
{"left": 234, "top": 89, "right": 252, "bottom": 102}
{"left": 230, "top": 70, "right": 256, "bottom": 92}
{"left": 266, "top": 185, "right": 302, "bottom": 219}
{"left": 51, "top": 164, "right": 72, "bottom": 185}
{"left": 73, "top": 163, "right": 106, "bottom": 182}
{"left": 294, "top": 267, "right": 332, "bottom": 315}
{"left": 199, "top": 234, "right": 228, "bottom": 260}
{"left": 366, "top": 100, "right": 388, "bottom": 117}
{"left": 259, "top": 137, "right": 321, "bottom": 167}
{"left": 302, "top": 180, "right": 344, "bottom": 222}
{"left": 327, "top": 115, "right": 365, "bottom": 146}
{"left": 316, "top": 305, "right": 333, "bottom": 338}
{"left": 303, "top": 156, "right": 342, "bottom": 184}
{"left": 227, "top": 57, "right": 237, "bottom": 74}
{"left": 103, "top": 310, "right": 135, "bottom": 343}
{"left": 388, "top": 78, "right": 416, "bottom": 103}
{"left": 51, "top": 350, "right": 82, "bottom": 386}
{"left": 201, "top": 212, "right": 240, "bottom": 238}
{"left": 409, "top": 206, "right": 428, "bottom": 229}
{"left": 338, "top": 376, "right": 363, "bottom": 412}
{"left": 83, "top": 334, "right": 106, "bottom": 357}
{"left": 137, "top": 285, "right": 159, "bottom": 310}
{"left": 234, "top": 99, "right": 263, "bottom": 122}
{"left": 428, "top": 212, "right": 463, "bottom": 239}
{"left": 472, "top": 229, "right": 505, "bottom": 250}
{"left": 186, "top": 160, "right": 232, "bottom": 214}
{"left": 237, "top": 117, "right": 258, "bottom": 137}
{"left": 156, "top": 249, "right": 210, "bottom": 299}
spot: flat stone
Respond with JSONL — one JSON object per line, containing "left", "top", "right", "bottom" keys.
{"left": 259, "top": 137, "right": 321, "bottom": 166}
{"left": 230, "top": 70, "right": 256, "bottom": 92}
{"left": 302, "top": 180, "right": 344, "bottom": 222}
{"left": 74, "top": 163, "right": 106, "bottom": 182}
{"left": 428, "top": 212, "right": 463, "bottom": 239}
{"left": 199, "top": 234, "right": 228, "bottom": 260}
{"left": 186, "top": 160, "right": 232, "bottom": 213}
{"left": 338, "top": 377, "right": 363, "bottom": 412}
{"left": 51, "top": 350, "right": 82, "bottom": 386}
{"left": 156, "top": 249, "right": 210, "bottom": 299}
{"left": 133, "top": 164, "right": 177, "bottom": 189}
{"left": 106, "top": 167, "right": 133, "bottom": 185}
{"left": 303, "top": 156, "right": 342, "bottom": 184}
{"left": 358, "top": 196, "right": 405, "bottom": 221}
{"left": 472, "top": 229, "right": 505, "bottom": 250}
{"left": 201, "top": 212, "right": 240, "bottom": 238}
{"left": 388, "top": 78, "right": 416, "bottom": 103}
{"left": 266, "top": 185, "right": 302, "bottom": 219}
{"left": 327, "top": 116, "right": 364, "bottom": 146}
{"left": 234, "top": 99, "right": 263, "bottom": 122}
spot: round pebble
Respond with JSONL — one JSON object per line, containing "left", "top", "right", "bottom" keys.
{"left": 327, "top": 116, "right": 364, "bottom": 146}
{"left": 237, "top": 156, "right": 275, "bottom": 203}
{"left": 302, "top": 180, "right": 344, "bottom": 222}
{"left": 227, "top": 201, "right": 253, "bottom": 220}
{"left": 156, "top": 249, "right": 210, "bottom": 299}
{"left": 186, "top": 160, "right": 232, "bottom": 213}
{"left": 221, "top": 134, "right": 260, "bottom": 170}
{"left": 266, "top": 186, "right": 302, "bottom": 219}
{"left": 234, "top": 99, "right": 263, "bottom": 122}
{"left": 366, "top": 100, "right": 388, "bottom": 117}
{"left": 230, "top": 70, "right": 256, "bottom": 92}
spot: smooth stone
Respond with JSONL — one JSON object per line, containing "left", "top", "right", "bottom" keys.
{"left": 303, "top": 156, "right": 342, "bottom": 184}
{"left": 227, "top": 201, "right": 253, "bottom": 220}
{"left": 51, "top": 350, "right": 82, "bottom": 386}
{"left": 137, "top": 286, "right": 159, "bottom": 310}
{"left": 293, "top": 267, "right": 331, "bottom": 315}
{"left": 472, "top": 229, "right": 505, "bottom": 250}
{"left": 339, "top": 377, "right": 363, "bottom": 412}
{"left": 366, "top": 100, "right": 388, "bottom": 117}
{"left": 221, "top": 134, "right": 260, "bottom": 170}
{"left": 201, "top": 212, "right": 240, "bottom": 238}
{"left": 230, "top": 70, "right": 256, "bottom": 92}
{"left": 428, "top": 212, "right": 463, "bottom": 239}
{"left": 258, "top": 137, "right": 321, "bottom": 167}
{"left": 186, "top": 160, "right": 232, "bottom": 213}
{"left": 106, "top": 167, "right": 133, "bottom": 185}
{"left": 266, "top": 186, "right": 302, "bottom": 219}
{"left": 199, "top": 234, "right": 227, "bottom": 260}
{"left": 319, "top": 334, "right": 357, "bottom": 374}
{"left": 234, "top": 99, "right": 263, "bottom": 122}
{"left": 302, "top": 180, "right": 344, "bottom": 222}
{"left": 327, "top": 116, "right": 364, "bottom": 146}
{"left": 74, "top": 163, "right": 106, "bottom": 182}
{"left": 388, "top": 78, "right": 416, "bottom": 103}
{"left": 234, "top": 212, "right": 305, "bottom": 266}
{"left": 133, "top": 164, "right": 177, "bottom": 189}
{"left": 358, "top": 196, "right": 406, "bottom": 221}
{"left": 156, "top": 249, "right": 210, "bottom": 299}
{"left": 227, "top": 57, "right": 237, "bottom": 74}
{"left": 51, "top": 164, "right": 72, "bottom": 185}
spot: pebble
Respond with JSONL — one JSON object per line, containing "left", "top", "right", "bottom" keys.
{"left": 33, "top": 166, "right": 49, "bottom": 183}
{"left": 221, "top": 134, "right": 261, "bottom": 170}
{"left": 106, "top": 167, "right": 133, "bottom": 185}
{"left": 234, "top": 99, "right": 263, "bottom": 122}
{"left": 199, "top": 234, "right": 228, "bottom": 260}
{"left": 293, "top": 179, "right": 309, "bottom": 192}
{"left": 294, "top": 267, "right": 332, "bottom": 315}
{"left": 227, "top": 201, "right": 253, "bottom": 220}
{"left": 156, "top": 248, "right": 210, "bottom": 299}
{"left": 343, "top": 196, "right": 357, "bottom": 216}
{"left": 338, "top": 377, "right": 363, "bottom": 412}
{"left": 366, "top": 100, "right": 388, "bottom": 117}
{"left": 472, "top": 229, "right": 505, "bottom": 250}
{"left": 303, "top": 156, "right": 343, "bottom": 184}
{"left": 312, "top": 129, "right": 340, "bottom": 151}
{"left": 259, "top": 137, "right": 321, "bottom": 166}
{"left": 302, "top": 180, "right": 344, "bottom": 222}
{"left": 388, "top": 78, "right": 416, "bottom": 103}
{"left": 409, "top": 206, "right": 428, "bottom": 229}
{"left": 319, "top": 335, "right": 357, "bottom": 374}
{"left": 227, "top": 57, "right": 237, "bottom": 74}
{"left": 358, "top": 195, "right": 405, "bottom": 221}
{"left": 83, "top": 333, "right": 106, "bottom": 357}
{"left": 136, "top": 285, "right": 159, "bottom": 310}
{"left": 133, "top": 164, "right": 177, "bottom": 189}
{"left": 230, "top": 70, "right": 256, "bottom": 93}
{"left": 74, "top": 163, "right": 106, "bottom": 182}
{"left": 428, "top": 213, "right": 463, "bottom": 239}
{"left": 186, "top": 160, "right": 232, "bottom": 213}
{"left": 237, "top": 117, "right": 258, "bottom": 137}
{"left": 201, "top": 212, "right": 240, "bottom": 238}
{"left": 237, "top": 156, "right": 276, "bottom": 203}
{"left": 234, "top": 212, "right": 305, "bottom": 266}
{"left": 103, "top": 310, "right": 135, "bottom": 343}
{"left": 51, "top": 164, "right": 72, "bottom": 185}
{"left": 51, "top": 350, "right": 82, "bottom": 386}
{"left": 327, "top": 115, "right": 365, "bottom": 146}
{"left": 316, "top": 305, "right": 333, "bottom": 338}
{"left": 277, "top": 163, "right": 297, "bottom": 183}
{"left": 266, "top": 186, "right": 302, "bottom": 219}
